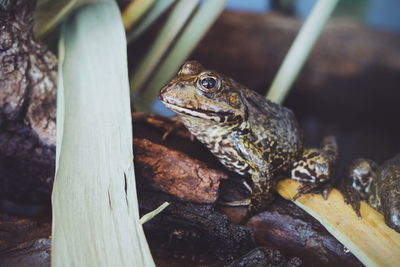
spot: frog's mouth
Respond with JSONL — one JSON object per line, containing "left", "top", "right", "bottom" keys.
{"left": 162, "top": 102, "right": 233, "bottom": 123}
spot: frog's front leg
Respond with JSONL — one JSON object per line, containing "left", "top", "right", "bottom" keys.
{"left": 249, "top": 170, "right": 275, "bottom": 212}
{"left": 230, "top": 133, "right": 275, "bottom": 212}
{"left": 290, "top": 136, "right": 338, "bottom": 200}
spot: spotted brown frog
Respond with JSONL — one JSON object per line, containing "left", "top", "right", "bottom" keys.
{"left": 342, "top": 154, "right": 400, "bottom": 232}
{"left": 159, "top": 61, "right": 338, "bottom": 211}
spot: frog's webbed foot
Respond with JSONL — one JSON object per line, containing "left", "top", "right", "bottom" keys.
{"left": 339, "top": 158, "right": 377, "bottom": 218}
{"left": 161, "top": 117, "right": 196, "bottom": 141}
{"left": 161, "top": 117, "right": 186, "bottom": 140}
{"left": 291, "top": 136, "right": 338, "bottom": 200}
{"left": 293, "top": 182, "right": 332, "bottom": 201}
{"left": 341, "top": 184, "right": 362, "bottom": 218}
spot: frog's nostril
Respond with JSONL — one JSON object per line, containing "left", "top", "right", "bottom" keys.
{"left": 177, "top": 82, "right": 184, "bottom": 89}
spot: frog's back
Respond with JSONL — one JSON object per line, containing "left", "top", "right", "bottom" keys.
{"left": 242, "top": 88, "right": 304, "bottom": 170}
{"left": 377, "top": 153, "right": 400, "bottom": 189}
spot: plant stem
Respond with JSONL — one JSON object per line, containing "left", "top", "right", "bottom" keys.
{"left": 266, "top": 0, "right": 339, "bottom": 104}
{"left": 126, "top": 0, "right": 176, "bottom": 44}
{"left": 53, "top": 2, "right": 154, "bottom": 266}
{"left": 130, "top": 0, "right": 199, "bottom": 95}
{"left": 122, "top": 0, "right": 156, "bottom": 31}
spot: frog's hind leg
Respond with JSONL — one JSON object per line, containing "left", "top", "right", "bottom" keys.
{"left": 291, "top": 136, "right": 338, "bottom": 200}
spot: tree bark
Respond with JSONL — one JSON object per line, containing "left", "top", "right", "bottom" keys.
{"left": 0, "top": 0, "right": 56, "bottom": 203}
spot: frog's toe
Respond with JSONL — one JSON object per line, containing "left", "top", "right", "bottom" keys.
{"left": 242, "top": 181, "right": 253, "bottom": 194}
{"left": 292, "top": 182, "right": 333, "bottom": 201}
{"left": 346, "top": 196, "right": 362, "bottom": 218}
{"left": 161, "top": 118, "right": 185, "bottom": 140}
{"left": 321, "top": 184, "right": 332, "bottom": 200}
{"left": 341, "top": 185, "right": 362, "bottom": 218}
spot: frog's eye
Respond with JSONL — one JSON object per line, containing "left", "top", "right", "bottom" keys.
{"left": 201, "top": 77, "right": 216, "bottom": 89}
{"left": 196, "top": 74, "right": 221, "bottom": 93}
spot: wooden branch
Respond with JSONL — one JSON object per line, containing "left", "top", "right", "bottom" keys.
{"left": 134, "top": 137, "right": 227, "bottom": 203}
{"left": 0, "top": 214, "right": 51, "bottom": 266}
{"left": 276, "top": 179, "right": 400, "bottom": 266}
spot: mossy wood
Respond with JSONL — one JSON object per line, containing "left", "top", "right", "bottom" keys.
{"left": 277, "top": 179, "right": 400, "bottom": 266}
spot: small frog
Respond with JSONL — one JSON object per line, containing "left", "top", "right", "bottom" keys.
{"left": 342, "top": 154, "right": 400, "bottom": 232}
{"left": 159, "top": 61, "right": 338, "bottom": 211}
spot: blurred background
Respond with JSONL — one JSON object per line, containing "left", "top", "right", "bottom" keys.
{"left": 227, "top": 0, "right": 400, "bottom": 32}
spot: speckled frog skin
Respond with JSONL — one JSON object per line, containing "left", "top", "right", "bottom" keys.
{"left": 343, "top": 154, "right": 400, "bottom": 232}
{"left": 159, "top": 61, "right": 338, "bottom": 210}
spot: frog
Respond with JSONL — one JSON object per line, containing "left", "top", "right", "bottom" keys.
{"left": 159, "top": 61, "right": 338, "bottom": 211}
{"left": 341, "top": 154, "right": 400, "bottom": 232}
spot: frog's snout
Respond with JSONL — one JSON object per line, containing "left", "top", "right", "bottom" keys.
{"left": 159, "top": 80, "right": 191, "bottom": 104}
{"left": 158, "top": 84, "right": 168, "bottom": 101}
{"left": 159, "top": 83, "right": 174, "bottom": 103}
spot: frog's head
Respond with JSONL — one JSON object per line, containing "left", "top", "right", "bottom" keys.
{"left": 159, "top": 61, "right": 248, "bottom": 126}
{"left": 348, "top": 159, "right": 377, "bottom": 197}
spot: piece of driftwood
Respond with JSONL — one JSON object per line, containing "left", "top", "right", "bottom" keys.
{"left": 139, "top": 191, "right": 256, "bottom": 265}
{"left": 246, "top": 197, "right": 362, "bottom": 266}
{"left": 0, "top": 0, "right": 56, "bottom": 203}
{"left": 0, "top": 214, "right": 51, "bottom": 267}
{"left": 226, "top": 247, "right": 302, "bottom": 267}
{"left": 217, "top": 174, "right": 362, "bottom": 266}
{"left": 133, "top": 113, "right": 228, "bottom": 203}
{"left": 134, "top": 137, "right": 227, "bottom": 203}
{"left": 277, "top": 179, "right": 400, "bottom": 266}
